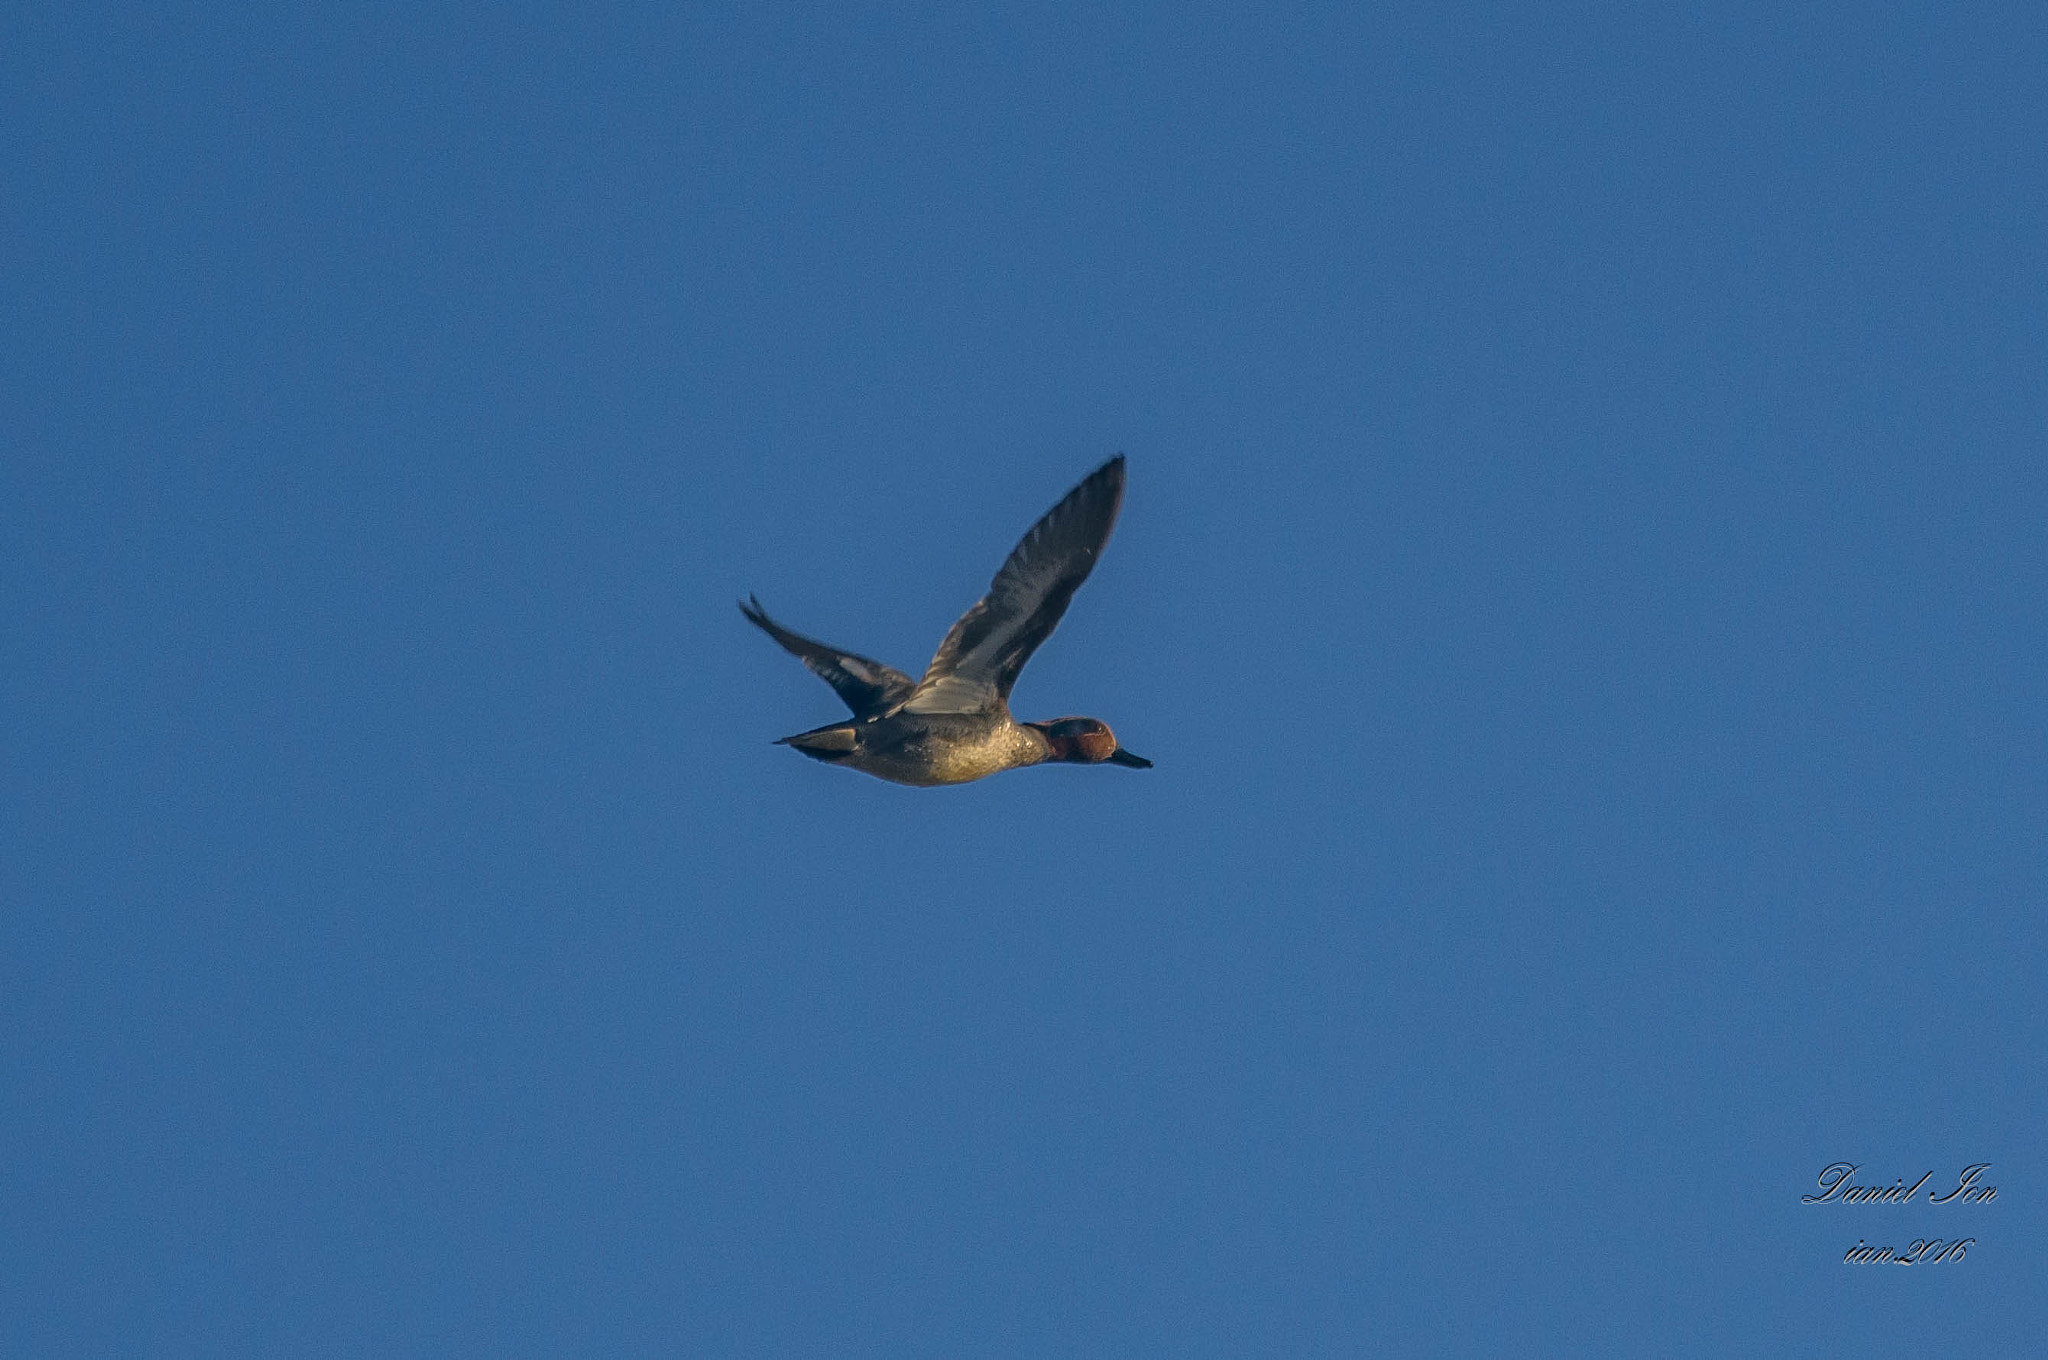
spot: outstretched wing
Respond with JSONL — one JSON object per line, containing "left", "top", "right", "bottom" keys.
{"left": 739, "top": 595, "right": 917, "bottom": 720}
{"left": 902, "top": 456, "right": 1126, "bottom": 716}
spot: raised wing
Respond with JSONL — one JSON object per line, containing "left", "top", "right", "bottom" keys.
{"left": 902, "top": 456, "right": 1126, "bottom": 716}
{"left": 739, "top": 595, "right": 916, "bottom": 720}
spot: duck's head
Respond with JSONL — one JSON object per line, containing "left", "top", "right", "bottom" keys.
{"left": 1031, "top": 717, "right": 1153, "bottom": 769}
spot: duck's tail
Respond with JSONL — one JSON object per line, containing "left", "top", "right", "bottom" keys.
{"left": 775, "top": 721, "right": 859, "bottom": 763}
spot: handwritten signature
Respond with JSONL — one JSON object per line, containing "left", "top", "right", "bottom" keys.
{"left": 1802, "top": 1162, "right": 1996, "bottom": 1205}
{"left": 1803, "top": 1163, "right": 1995, "bottom": 1265}
{"left": 1843, "top": 1238, "right": 1972, "bottom": 1264}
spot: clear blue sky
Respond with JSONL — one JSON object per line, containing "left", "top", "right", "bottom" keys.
{"left": 5, "top": 3, "right": 2043, "bottom": 1354}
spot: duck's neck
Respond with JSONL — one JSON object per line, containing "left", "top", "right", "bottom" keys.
{"left": 1018, "top": 721, "right": 1064, "bottom": 764}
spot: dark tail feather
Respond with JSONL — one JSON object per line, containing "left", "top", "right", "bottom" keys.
{"left": 777, "top": 721, "right": 859, "bottom": 763}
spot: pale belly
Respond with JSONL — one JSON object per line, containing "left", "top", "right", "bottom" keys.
{"left": 845, "top": 720, "right": 1044, "bottom": 787}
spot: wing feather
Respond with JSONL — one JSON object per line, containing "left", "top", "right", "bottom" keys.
{"left": 739, "top": 596, "right": 916, "bottom": 720}
{"left": 902, "top": 456, "right": 1126, "bottom": 715}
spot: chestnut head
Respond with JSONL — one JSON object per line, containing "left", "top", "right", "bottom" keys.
{"left": 1032, "top": 717, "right": 1152, "bottom": 769}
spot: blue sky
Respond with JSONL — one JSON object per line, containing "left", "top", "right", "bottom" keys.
{"left": 5, "top": 2, "right": 2043, "bottom": 1354}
